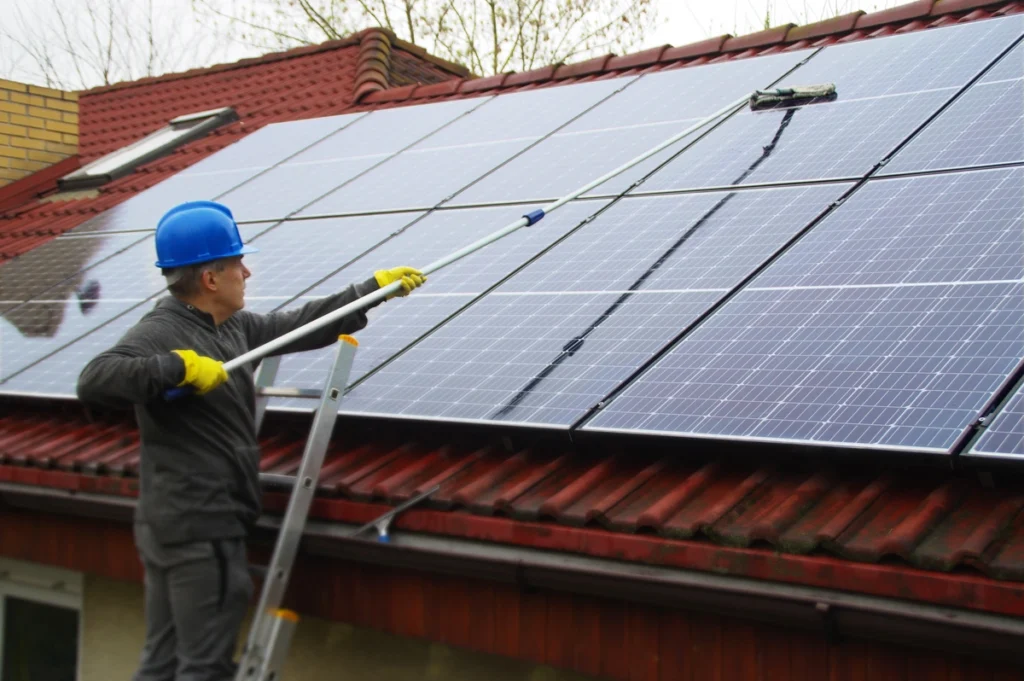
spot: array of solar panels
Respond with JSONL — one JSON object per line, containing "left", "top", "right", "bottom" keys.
{"left": 1, "top": 15, "right": 1022, "bottom": 461}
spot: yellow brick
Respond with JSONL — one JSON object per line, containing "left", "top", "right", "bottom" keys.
{"left": 0, "top": 101, "right": 26, "bottom": 115}
{"left": 62, "top": 133, "right": 79, "bottom": 146}
{"left": 0, "top": 146, "right": 26, "bottom": 159}
{"left": 11, "top": 136, "right": 44, "bottom": 150}
{"left": 0, "top": 79, "right": 28, "bottom": 93}
{"left": 0, "top": 90, "right": 7, "bottom": 101}
{"left": 44, "top": 119, "right": 77, "bottom": 134}
{"left": 10, "top": 114, "right": 45, "bottom": 129}
{"left": 0, "top": 112, "right": 8, "bottom": 123}
{"left": 27, "top": 106, "right": 61, "bottom": 121}
{"left": 8, "top": 157, "right": 46, "bottom": 171}
{"left": 28, "top": 149, "right": 63, "bottom": 163}
{"left": 45, "top": 97, "right": 77, "bottom": 113}
{"left": 0, "top": 122, "right": 27, "bottom": 136}
{"left": 43, "top": 142, "right": 76, "bottom": 155}
{"left": 11, "top": 92, "right": 45, "bottom": 107}
{"left": 0, "top": 134, "right": 7, "bottom": 146}
{"left": 0, "top": 168, "right": 28, "bottom": 180}
{"left": 28, "top": 84, "right": 64, "bottom": 99}
{"left": 62, "top": 112, "right": 78, "bottom": 124}
{"left": 62, "top": 91, "right": 79, "bottom": 102}
{"left": 28, "top": 127, "right": 62, "bottom": 143}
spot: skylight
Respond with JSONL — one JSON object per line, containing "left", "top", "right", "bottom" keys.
{"left": 58, "top": 107, "right": 238, "bottom": 191}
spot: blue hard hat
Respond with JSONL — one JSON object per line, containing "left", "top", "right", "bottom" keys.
{"left": 154, "top": 200, "right": 258, "bottom": 268}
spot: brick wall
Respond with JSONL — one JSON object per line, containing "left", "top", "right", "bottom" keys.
{"left": 0, "top": 79, "right": 79, "bottom": 188}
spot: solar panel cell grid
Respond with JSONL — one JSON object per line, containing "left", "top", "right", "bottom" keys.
{"left": 296, "top": 78, "right": 633, "bottom": 216}
{"left": 882, "top": 42, "right": 1024, "bottom": 174}
{"left": 970, "top": 382, "right": 1024, "bottom": 457}
{"left": 585, "top": 168, "right": 1024, "bottom": 452}
{"left": 338, "top": 183, "right": 849, "bottom": 425}
{"left": 268, "top": 201, "right": 606, "bottom": 405}
{"left": 218, "top": 99, "right": 487, "bottom": 222}
{"left": 447, "top": 50, "right": 812, "bottom": 206}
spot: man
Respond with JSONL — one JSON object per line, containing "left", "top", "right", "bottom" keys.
{"left": 76, "top": 200, "right": 424, "bottom": 681}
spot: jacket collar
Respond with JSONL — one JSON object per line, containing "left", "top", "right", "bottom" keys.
{"left": 156, "top": 296, "right": 220, "bottom": 331}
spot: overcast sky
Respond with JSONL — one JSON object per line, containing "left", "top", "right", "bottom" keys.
{"left": 1, "top": 0, "right": 901, "bottom": 89}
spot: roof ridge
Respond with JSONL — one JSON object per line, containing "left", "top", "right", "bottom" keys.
{"left": 359, "top": 0, "right": 1017, "bottom": 105}
{"left": 78, "top": 26, "right": 469, "bottom": 97}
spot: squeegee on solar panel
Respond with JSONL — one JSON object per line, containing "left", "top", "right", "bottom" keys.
{"left": 164, "top": 83, "right": 838, "bottom": 681}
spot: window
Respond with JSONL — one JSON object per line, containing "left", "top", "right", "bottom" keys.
{"left": 0, "top": 559, "right": 82, "bottom": 681}
{"left": 59, "top": 106, "right": 238, "bottom": 191}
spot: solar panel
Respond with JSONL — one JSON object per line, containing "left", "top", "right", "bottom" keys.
{"left": 266, "top": 200, "right": 609, "bottom": 408}
{"left": 584, "top": 167, "right": 1024, "bottom": 453}
{"left": 236, "top": 212, "right": 427, "bottom": 314}
{"left": 0, "top": 224, "right": 274, "bottom": 383}
{"left": 969, "top": 379, "right": 1024, "bottom": 457}
{"left": 0, "top": 233, "right": 149, "bottom": 313}
{"left": 335, "top": 183, "right": 849, "bottom": 426}
{"left": 630, "top": 16, "right": 1024, "bottom": 194}
{"left": 446, "top": 50, "right": 812, "bottom": 206}
{"left": 881, "top": 42, "right": 1024, "bottom": 174}
{"left": 66, "top": 115, "right": 367, "bottom": 235}
{"left": 295, "top": 78, "right": 634, "bottom": 216}
{"left": 218, "top": 99, "right": 487, "bottom": 223}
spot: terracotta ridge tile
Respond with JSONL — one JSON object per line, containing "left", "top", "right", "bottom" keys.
{"left": 786, "top": 11, "right": 865, "bottom": 42}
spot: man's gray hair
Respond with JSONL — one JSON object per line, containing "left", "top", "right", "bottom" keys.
{"left": 163, "top": 260, "right": 227, "bottom": 298}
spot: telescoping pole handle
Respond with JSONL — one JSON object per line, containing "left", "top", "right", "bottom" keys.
{"left": 163, "top": 93, "right": 750, "bottom": 401}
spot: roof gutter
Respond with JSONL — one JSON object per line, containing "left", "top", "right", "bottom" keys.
{"left": 3, "top": 481, "right": 1022, "bottom": 662}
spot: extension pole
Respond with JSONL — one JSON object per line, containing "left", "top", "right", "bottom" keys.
{"left": 165, "top": 92, "right": 751, "bottom": 398}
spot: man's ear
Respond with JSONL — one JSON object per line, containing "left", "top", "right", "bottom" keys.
{"left": 200, "top": 268, "right": 218, "bottom": 292}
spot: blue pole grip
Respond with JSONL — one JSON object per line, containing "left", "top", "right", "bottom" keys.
{"left": 523, "top": 209, "right": 545, "bottom": 226}
{"left": 164, "top": 385, "right": 195, "bottom": 400}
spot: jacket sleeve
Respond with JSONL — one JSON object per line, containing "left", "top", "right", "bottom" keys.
{"left": 238, "top": 277, "right": 382, "bottom": 357}
{"left": 76, "top": 318, "right": 185, "bottom": 409}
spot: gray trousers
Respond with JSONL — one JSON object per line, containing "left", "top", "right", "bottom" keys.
{"left": 132, "top": 524, "right": 253, "bottom": 681}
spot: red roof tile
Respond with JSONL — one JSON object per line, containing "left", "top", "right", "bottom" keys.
{"left": 1, "top": 2, "right": 1022, "bottom": 613}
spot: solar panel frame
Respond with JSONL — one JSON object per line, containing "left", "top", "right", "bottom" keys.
{"left": 966, "top": 370, "right": 1024, "bottom": 458}
{"left": 581, "top": 167, "right": 1024, "bottom": 455}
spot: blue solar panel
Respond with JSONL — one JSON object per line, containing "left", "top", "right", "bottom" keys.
{"left": 266, "top": 200, "right": 609, "bottom": 409}
{"left": 882, "top": 42, "right": 1024, "bottom": 174}
{"left": 969, "top": 379, "right": 1024, "bottom": 457}
{"left": 66, "top": 115, "right": 366, "bottom": 234}
{"left": 218, "top": 99, "right": 486, "bottom": 222}
{"left": 631, "top": 16, "right": 1024, "bottom": 193}
{"left": 295, "top": 78, "right": 633, "bottom": 216}
{"left": 336, "top": 183, "right": 848, "bottom": 426}
{"left": 0, "top": 224, "right": 274, "bottom": 384}
{"left": 584, "top": 167, "right": 1024, "bottom": 453}
{"left": 446, "top": 50, "right": 811, "bottom": 206}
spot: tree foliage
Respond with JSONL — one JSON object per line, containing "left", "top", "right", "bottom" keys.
{"left": 2, "top": 0, "right": 229, "bottom": 90}
{"left": 195, "top": 0, "right": 658, "bottom": 76}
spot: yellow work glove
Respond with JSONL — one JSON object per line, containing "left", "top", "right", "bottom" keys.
{"left": 374, "top": 266, "right": 426, "bottom": 300}
{"left": 172, "top": 349, "right": 228, "bottom": 395}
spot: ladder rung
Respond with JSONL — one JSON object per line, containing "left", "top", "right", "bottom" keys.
{"left": 256, "top": 387, "right": 323, "bottom": 399}
{"left": 259, "top": 473, "right": 297, "bottom": 487}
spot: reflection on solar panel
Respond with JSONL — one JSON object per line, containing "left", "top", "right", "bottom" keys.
{"left": 0, "top": 224, "right": 274, "bottom": 383}
{"left": 882, "top": 42, "right": 1024, "bottom": 174}
{"left": 0, "top": 233, "right": 148, "bottom": 313}
{"left": 219, "top": 99, "right": 485, "bottom": 222}
{"left": 296, "top": 79, "right": 632, "bottom": 215}
{"left": 268, "top": 201, "right": 608, "bottom": 407}
{"left": 632, "top": 16, "right": 1024, "bottom": 193}
{"left": 238, "top": 213, "right": 425, "bottom": 314}
{"left": 338, "top": 183, "right": 848, "bottom": 426}
{"left": 969, "top": 380, "right": 1024, "bottom": 457}
{"left": 67, "top": 115, "right": 367, "bottom": 235}
{"left": 585, "top": 168, "right": 1024, "bottom": 453}
{"left": 446, "top": 50, "right": 811, "bottom": 206}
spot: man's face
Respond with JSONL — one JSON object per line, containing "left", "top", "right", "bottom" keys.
{"left": 210, "top": 256, "right": 250, "bottom": 313}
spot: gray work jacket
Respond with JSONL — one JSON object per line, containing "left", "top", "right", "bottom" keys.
{"left": 76, "top": 279, "right": 380, "bottom": 545}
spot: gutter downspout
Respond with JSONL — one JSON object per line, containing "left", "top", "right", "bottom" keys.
{"left": 2, "top": 481, "right": 1022, "bottom": 662}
